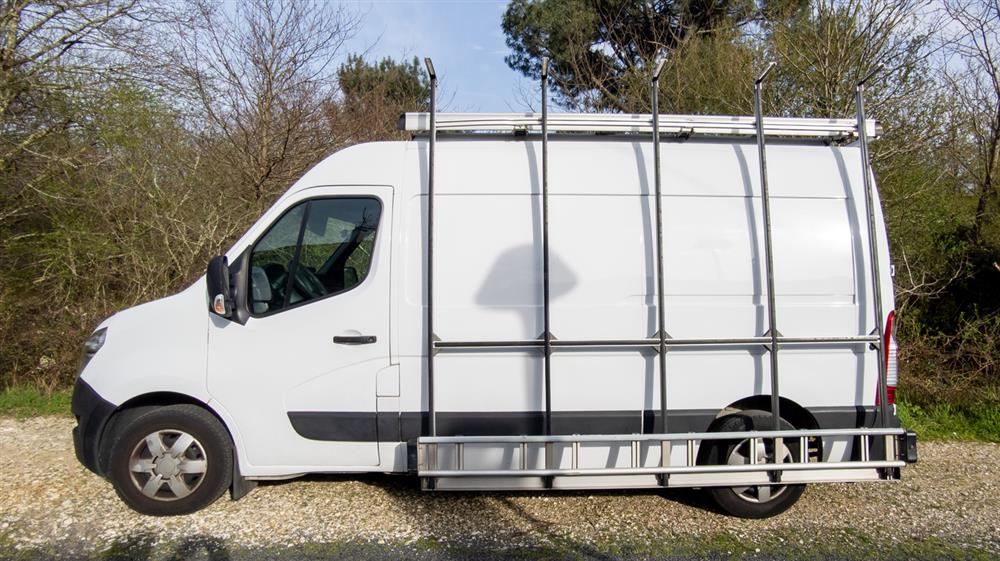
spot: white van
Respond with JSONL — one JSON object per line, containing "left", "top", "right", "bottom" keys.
{"left": 71, "top": 109, "right": 917, "bottom": 519}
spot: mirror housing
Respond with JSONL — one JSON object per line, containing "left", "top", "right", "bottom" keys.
{"left": 206, "top": 255, "right": 233, "bottom": 318}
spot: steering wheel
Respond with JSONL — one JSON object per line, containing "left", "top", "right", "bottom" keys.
{"left": 292, "top": 265, "right": 327, "bottom": 300}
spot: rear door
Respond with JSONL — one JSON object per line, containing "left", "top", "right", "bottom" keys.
{"left": 208, "top": 186, "right": 392, "bottom": 470}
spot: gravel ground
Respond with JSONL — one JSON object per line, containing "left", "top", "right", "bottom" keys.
{"left": 1, "top": 416, "right": 998, "bottom": 560}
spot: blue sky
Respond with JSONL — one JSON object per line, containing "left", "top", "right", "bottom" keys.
{"left": 340, "top": 0, "right": 532, "bottom": 111}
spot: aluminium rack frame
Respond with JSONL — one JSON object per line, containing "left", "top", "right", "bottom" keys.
{"left": 414, "top": 59, "right": 901, "bottom": 486}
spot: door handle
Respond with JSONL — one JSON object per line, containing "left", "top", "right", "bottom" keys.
{"left": 333, "top": 335, "right": 377, "bottom": 345}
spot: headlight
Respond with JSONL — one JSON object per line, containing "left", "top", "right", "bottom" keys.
{"left": 82, "top": 327, "right": 108, "bottom": 364}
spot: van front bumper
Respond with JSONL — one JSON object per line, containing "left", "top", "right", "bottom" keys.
{"left": 71, "top": 378, "right": 116, "bottom": 476}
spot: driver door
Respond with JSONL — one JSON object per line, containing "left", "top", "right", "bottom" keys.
{"left": 207, "top": 186, "right": 392, "bottom": 471}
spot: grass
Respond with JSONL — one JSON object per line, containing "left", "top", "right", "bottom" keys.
{"left": 897, "top": 400, "right": 1000, "bottom": 442}
{"left": 0, "top": 386, "right": 72, "bottom": 418}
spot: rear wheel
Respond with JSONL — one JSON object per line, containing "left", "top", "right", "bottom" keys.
{"left": 108, "top": 404, "right": 232, "bottom": 516}
{"left": 701, "top": 410, "right": 805, "bottom": 519}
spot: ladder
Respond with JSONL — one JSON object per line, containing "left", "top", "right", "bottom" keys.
{"left": 418, "top": 429, "right": 909, "bottom": 482}
{"left": 414, "top": 58, "right": 905, "bottom": 489}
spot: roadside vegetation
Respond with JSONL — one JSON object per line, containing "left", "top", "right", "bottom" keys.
{"left": 0, "top": 387, "right": 71, "bottom": 419}
{"left": 0, "top": 0, "right": 998, "bottom": 435}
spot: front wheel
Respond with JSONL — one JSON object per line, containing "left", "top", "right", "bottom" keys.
{"left": 107, "top": 404, "right": 232, "bottom": 516}
{"left": 701, "top": 410, "right": 805, "bottom": 519}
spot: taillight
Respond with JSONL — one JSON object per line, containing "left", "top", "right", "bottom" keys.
{"left": 876, "top": 310, "right": 897, "bottom": 406}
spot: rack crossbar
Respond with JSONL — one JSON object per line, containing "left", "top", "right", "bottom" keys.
{"left": 433, "top": 335, "right": 878, "bottom": 350}
{"left": 399, "top": 112, "right": 881, "bottom": 139}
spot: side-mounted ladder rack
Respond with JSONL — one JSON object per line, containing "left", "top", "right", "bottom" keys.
{"left": 417, "top": 58, "right": 901, "bottom": 487}
{"left": 418, "top": 429, "right": 908, "bottom": 480}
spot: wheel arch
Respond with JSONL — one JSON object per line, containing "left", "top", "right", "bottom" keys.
{"left": 97, "top": 392, "right": 235, "bottom": 475}
{"left": 712, "top": 395, "right": 820, "bottom": 431}
{"left": 702, "top": 395, "right": 823, "bottom": 461}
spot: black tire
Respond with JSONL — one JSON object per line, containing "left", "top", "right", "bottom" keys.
{"left": 107, "top": 404, "right": 232, "bottom": 516}
{"left": 701, "top": 410, "right": 805, "bottom": 519}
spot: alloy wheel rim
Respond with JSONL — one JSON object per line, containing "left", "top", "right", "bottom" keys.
{"left": 726, "top": 437, "right": 793, "bottom": 503}
{"left": 128, "top": 430, "right": 208, "bottom": 501}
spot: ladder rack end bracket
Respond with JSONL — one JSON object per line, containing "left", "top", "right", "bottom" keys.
{"left": 756, "top": 62, "right": 777, "bottom": 85}
{"left": 651, "top": 51, "right": 667, "bottom": 82}
{"left": 868, "top": 328, "right": 881, "bottom": 351}
{"left": 858, "top": 63, "right": 884, "bottom": 88}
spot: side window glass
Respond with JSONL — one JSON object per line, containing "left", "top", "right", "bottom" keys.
{"left": 298, "top": 198, "right": 381, "bottom": 296}
{"left": 249, "top": 197, "right": 381, "bottom": 316}
{"left": 249, "top": 205, "right": 305, "bottom": 315}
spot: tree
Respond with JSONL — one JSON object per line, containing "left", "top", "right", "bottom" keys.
{"left": 940, "top": 0, "right": 1000, "bottom": 246}
{"left": 169, "top": 0, "right": 360, "bottom": 208}
{"left": 502, "top": 0, "right": 759, "bottom": 111}
{"left": 332, "top": 55, "right": 430, "bottom": 143}
{"left": 0, "top": 0, "right": 145, "bottom": 169}
{"left": 766, "top": 0, "right": 933, "bottom": 120}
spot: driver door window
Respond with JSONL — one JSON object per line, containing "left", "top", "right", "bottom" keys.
{"left": 249, "top": 197, "right": 382, "bottom": 315}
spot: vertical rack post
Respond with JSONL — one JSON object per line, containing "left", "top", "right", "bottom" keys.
{"left": 855, "top": 64, "right": 890, "bottom": 428}
{"left": 424, "top": 57, "right": 437, "bottom": 439}
{"left": 753, "top": 62, "right": 782, "bottom": 434}
{"left": 651, "top": 56, "right": 668, "bottom": 436}
{"left": 540, "top": 58, "right": 553, "bottom": 439}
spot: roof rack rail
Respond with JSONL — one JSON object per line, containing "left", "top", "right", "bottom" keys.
{"left": 398, "top": 112, "right": 881, "bottom": 139}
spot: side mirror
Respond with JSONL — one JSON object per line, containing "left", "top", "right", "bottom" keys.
{"left": 206, "top": 255, "right": 233, "bottom": 318}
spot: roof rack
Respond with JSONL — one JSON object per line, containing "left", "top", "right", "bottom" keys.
{"left": 398, "top": 112, "right": 881, "bottom": 139}
{"left": 418, "top": 59, "right": 896, "bottom": 492}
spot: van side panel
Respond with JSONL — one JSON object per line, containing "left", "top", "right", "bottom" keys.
{"left": 398, "top": 137, "right": 890, "bottom": 447}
